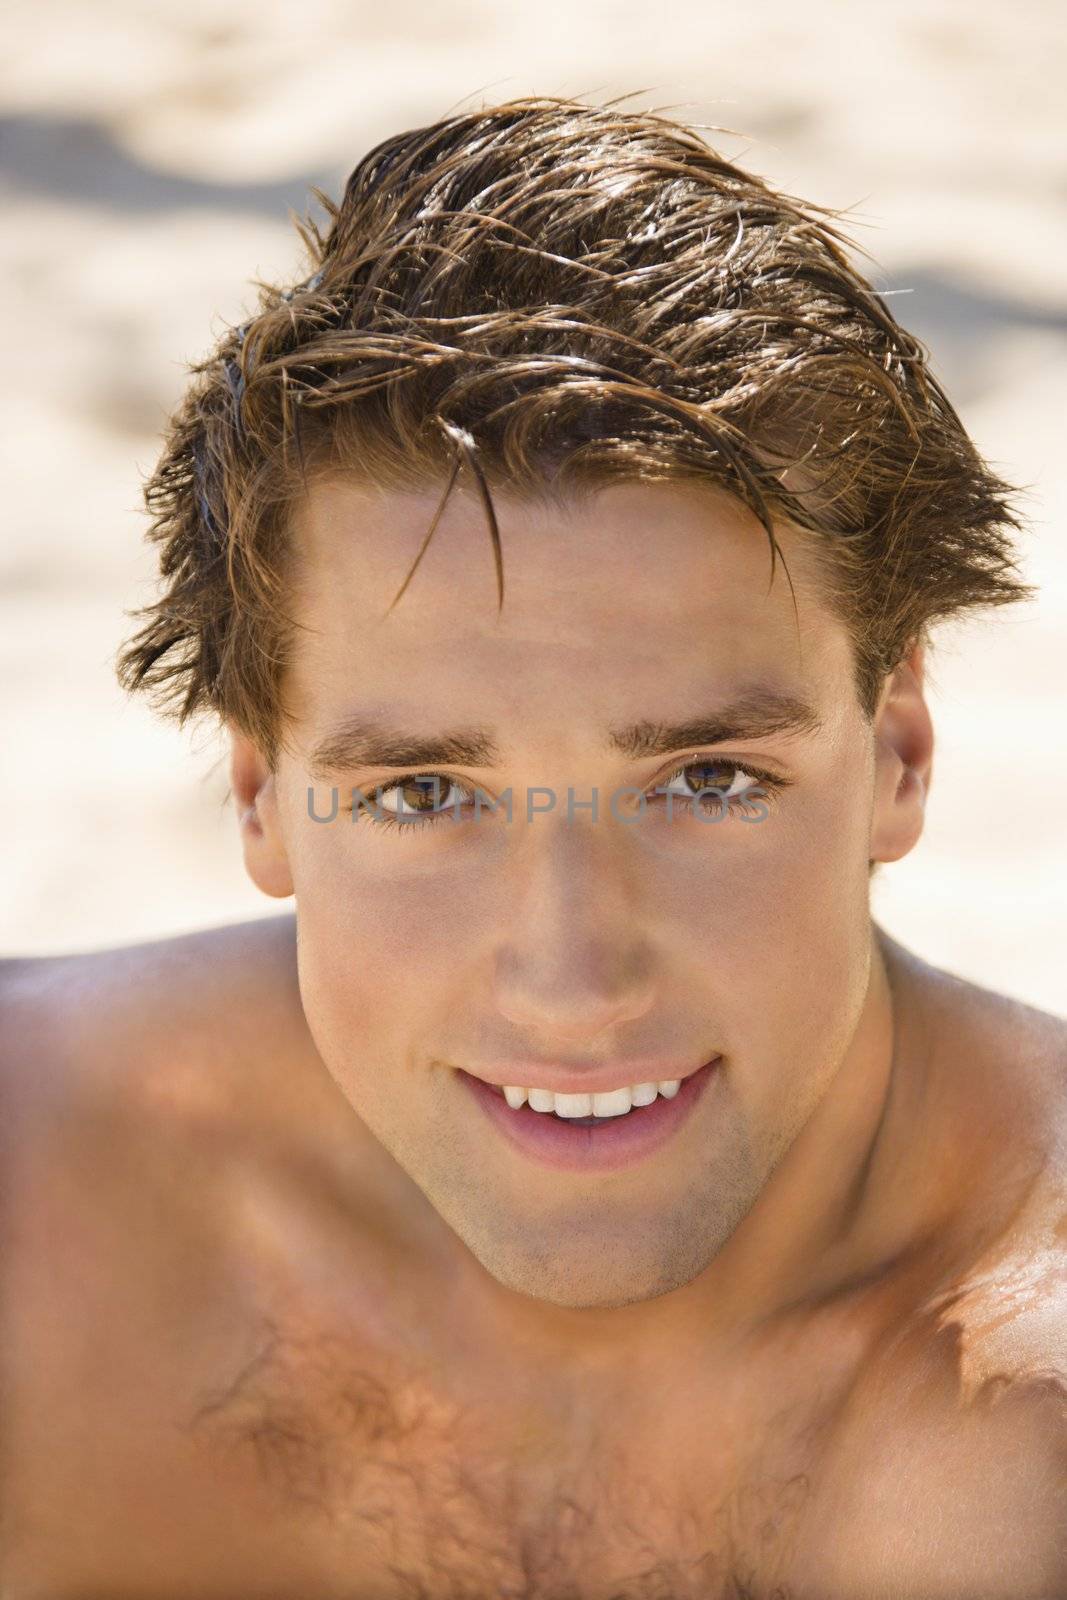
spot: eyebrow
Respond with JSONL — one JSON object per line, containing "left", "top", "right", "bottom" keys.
{"left": 305, "top": 686, "right": 823, "bottom": 781}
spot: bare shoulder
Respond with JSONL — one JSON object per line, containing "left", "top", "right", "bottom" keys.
{"left": 807, "top": 1286, "right": 1067, "bottom": 1596}
{"left": 880, "top": 923, "right": 1067, "bottom": 1170}
{"left": 0, "top": 913, "right": 341, "bottom": 1301}
{"left": 885, "top": 928, "right": 1067, "bottom": 1405}
{"left": 0, "top": 919, "right": 389, "bottom": 1587}
{"left": 912, "top": 973, "right": 1067, "bottom": 1421}
{"left": 802, "top": 932, "right": 1067, "bottom": 1592}
{"left": 878, "top": 920, "right": 1066, "bottom": 1067}
{"left": 832, "top": 1201, "right": 1067, "bottom": 1592}
{"left": 0, "top": 912, "right": 382, "bottom": 1299}
{"left": 0, "top": 913, "right": 315, "bottom": 1134}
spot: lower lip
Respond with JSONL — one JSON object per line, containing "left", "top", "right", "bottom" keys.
{"left": 457, "top": 1059, "right": 720, "bottom": 1172}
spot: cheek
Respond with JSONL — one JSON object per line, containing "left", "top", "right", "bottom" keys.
{"left": 654, "top": 764, "right": 871, "bottom": 939}
{"left": 668, "top": 779, "right": 874, "bottom": 1122}
{"left": 289, "top": 834, "right": 479, "bottom": 1071}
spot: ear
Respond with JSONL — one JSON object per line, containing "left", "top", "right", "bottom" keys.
{"left": 228, "top": 727, "right": 295, "bottom": 899}
{"left": 868, "top": 638, "right": 934, "bottom": 867}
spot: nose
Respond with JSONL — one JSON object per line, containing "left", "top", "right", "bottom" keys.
{"left": 491, "top": 817, "right": 656, "bottom": 1044}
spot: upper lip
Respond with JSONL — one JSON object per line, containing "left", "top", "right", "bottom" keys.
{"left": 458, "top": 1057, "right": 720, "bottom": 1096}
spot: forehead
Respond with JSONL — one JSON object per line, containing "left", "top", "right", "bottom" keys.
{"left": 283, "top": 474, "right": 852, "bottom": 742}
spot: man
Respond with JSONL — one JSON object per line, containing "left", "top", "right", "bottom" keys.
{"left": 2, "top": 95, "right": 1064, "bottom": 1599}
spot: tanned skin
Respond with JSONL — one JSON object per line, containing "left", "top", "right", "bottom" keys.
{"left": 1, "top": 480, "right": 1064, "bottom": 1599}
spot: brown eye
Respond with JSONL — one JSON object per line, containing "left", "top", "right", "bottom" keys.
{"left": 672, "top": 760, "right": 749, "bottom": 796}
{"left": 389, "top": 776, "right": 451, "bottom": 816}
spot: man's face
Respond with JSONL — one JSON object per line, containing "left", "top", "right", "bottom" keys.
{"left": 248, "top": 475, "right": 901, "bottom": 1311}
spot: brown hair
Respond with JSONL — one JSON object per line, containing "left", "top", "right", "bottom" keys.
{"left": 115, "top": 94, "right": 1034, "bottom": 771}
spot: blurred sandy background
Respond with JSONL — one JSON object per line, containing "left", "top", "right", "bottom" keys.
{"left": 1, "top": 0, "right": 1064, "bottom": 1015}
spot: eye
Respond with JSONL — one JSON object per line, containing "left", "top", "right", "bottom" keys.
{"left": 662, "top": 755, "right": 764, "bottom": 793}
{"left": 351, "top": 757, "right": 788, "bottom": 837}
{"left": 357, "top": 773, "right": 472, "bottom": 832}
{"left": 654, "top": 756, "right": 784, "bottom": 810}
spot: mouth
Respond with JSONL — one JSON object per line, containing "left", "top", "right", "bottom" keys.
{"left": 457, "top": 1056, "right": 721, "bottom": 1173}
{"left": 465, "top": 1055, "right": 712, "bottom": 1100}
{"left": 483, "top": 1076, "right": 690, "bottom": 1121}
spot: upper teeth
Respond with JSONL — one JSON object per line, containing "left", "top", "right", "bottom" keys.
{"left": 502, "top": 1080, "right": 681, "bottom": 1116}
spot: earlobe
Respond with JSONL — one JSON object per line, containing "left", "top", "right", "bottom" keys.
{"left": 868, "top": 640, "right": 934, "bottom": 868}
{"left": 228, "top": 729, "right": 295, "bottom": 899}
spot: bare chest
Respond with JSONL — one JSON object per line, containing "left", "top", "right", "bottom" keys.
{"left": 0, "top": 1086, "right": 829, "bottom": 1598}
{"left": 6, "top": 1102, "right": 1053, "bottom": 1599}
{"left": 8, "top": 1277, "right": 1053, "bottom": 1600}
{"left": 4, "top": 1260, "right": 825, "bottom": 1599}
{"left": 187, "top": 1317, "right": 829, "bottom": 1598}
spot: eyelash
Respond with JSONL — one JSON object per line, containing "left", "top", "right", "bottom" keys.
{"left": 353, "top": 757, "right": 790, "bottom": 835}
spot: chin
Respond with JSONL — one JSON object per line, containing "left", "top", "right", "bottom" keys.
{"left": 473, "top": 1231, "right": 712, "bottom": 1311}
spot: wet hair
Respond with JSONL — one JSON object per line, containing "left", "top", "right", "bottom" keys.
{"left": 115, "top": 94, "right": 1034, "bottom": 771}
